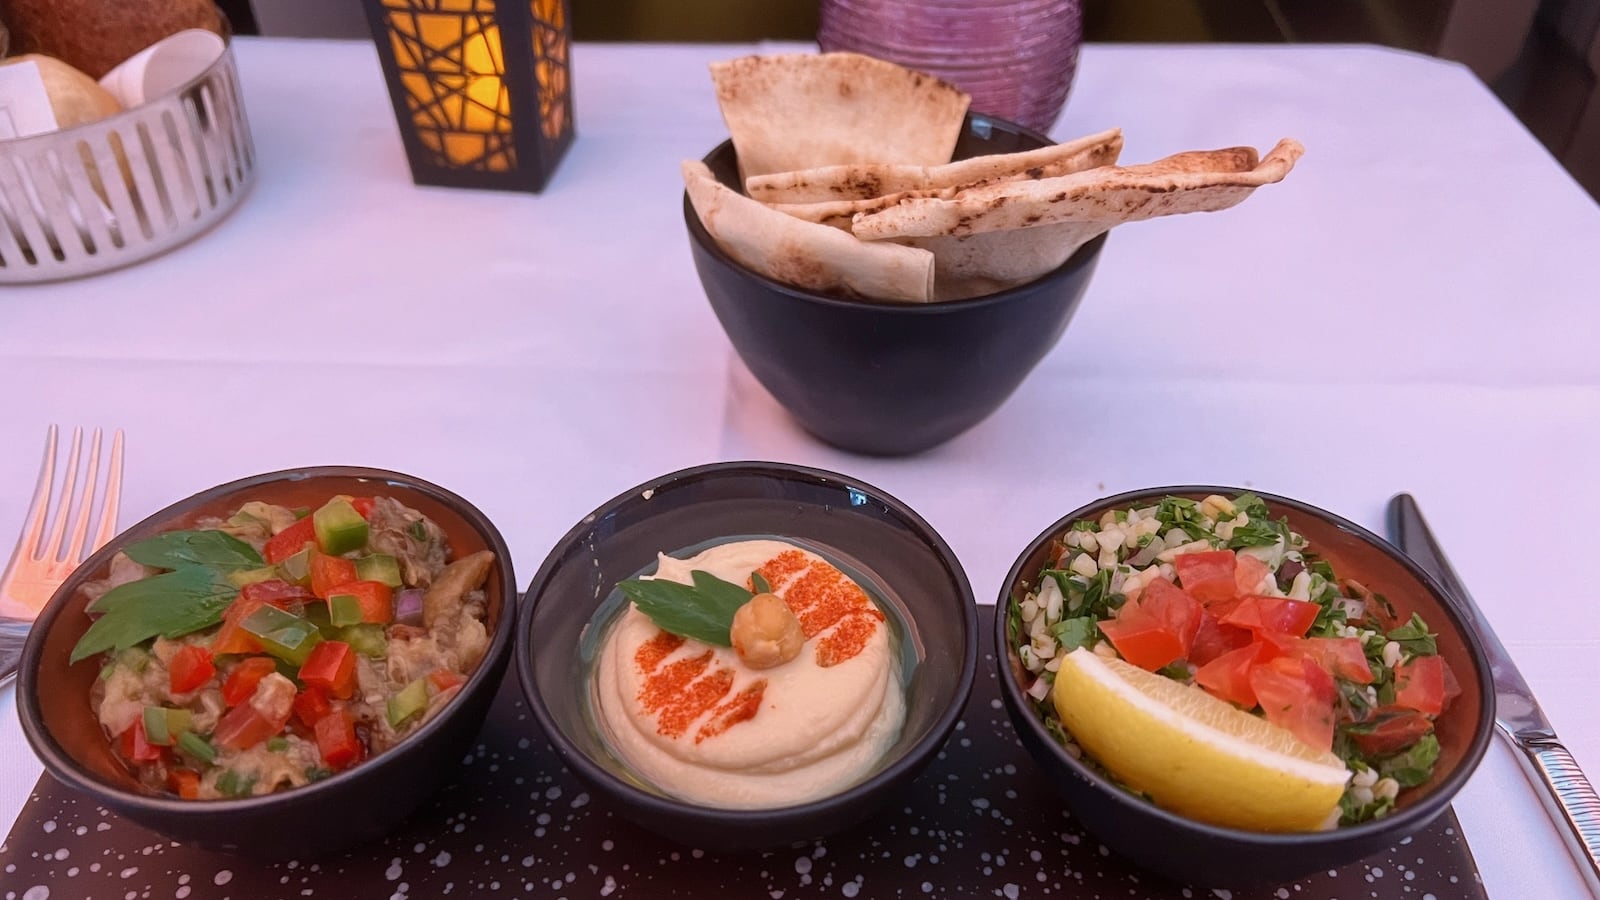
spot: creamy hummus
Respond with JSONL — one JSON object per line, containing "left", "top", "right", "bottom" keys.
{"left": 593, "top": 539, "right": 905, "bottom": 809}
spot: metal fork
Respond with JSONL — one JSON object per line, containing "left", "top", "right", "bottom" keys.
{"left": 0, "top": 426, "right": 124, "bottom": 684}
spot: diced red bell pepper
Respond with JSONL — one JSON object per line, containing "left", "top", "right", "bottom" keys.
{"left": 299, "top": 641, "right": 357, "bottom": 700}
{"left": 1394, "top": 654, "right": 1449, "bottom": 716}
{"left": 1189, "top": 610, "right": 1255, "bottom": 667}
{"left": 326, "top": 580, "right": 393, "bottom": 624}
{"left": 1222, "top": 595, "right": 1322, "bottom": 637}
{"left": 351, "top": 497, "right": 377, "bottom": 518}
{"left": 1173, "top": 550, "right": 1239, "bottom": 605}
{"left": 1349, "top": 707, "right": 1436, "bottom": 756}
{"left": 213, "top": 692, "right": 291, "bottom": 752}
{"left": 118, "top": 718, "right": 163, "bottom": 763}
{"left": 221, "top": 657, "right": 278, "bottom": 706}
{"left": 314, "top": 708, "right": 363, "bottom": 770}
{"left": 264, "top": 516, "right": 317, "bottom": 564}
{"left": 169, "top": 769, "right": 201, "bottom": 800}
{"left": 1250, "top": 656, "right": 1338, "bottom": 753}
{"left": 168, "top": 645, "right": 216, "bottom": 694}
{"left": 213, "top": 581, "right": 313, "bottom": 656}
{"left": 310, "top": 552, "right": 359, "bottom": 599}
{"left": 1296, "top": 637, "right": 1374, "bottom": 684}
{"left": 428, "top": 669, "right": 466, "bottom": 693}
{"left": 1234, "top": 554, "right": 1270, "bottom": 597}
{"left": 241, "top": 579, "right": 313, "bottom": 606}
{"left": 293, "top": 687, "right": 333, "bottom": 727}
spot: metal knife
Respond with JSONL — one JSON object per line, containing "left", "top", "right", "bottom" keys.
{"left": 1388, "top": 493, "right": 1600, "bottom": 896}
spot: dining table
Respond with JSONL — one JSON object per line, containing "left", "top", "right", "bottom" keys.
{"left": 1, "top": 35, "right": 1597, "bottom": 900}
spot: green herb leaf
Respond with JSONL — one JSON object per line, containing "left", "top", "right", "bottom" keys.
{"left": 1050, "top": 616, "right": 1098, "bottom": 653}
{"left": 616, "top": 570, "right": 754, "bottom": 647}
{"left": 72, "top": 568, "right": 238, "bottom": 663}
{"left": 1226, "top": 517, "right": 1287, "bottom": 549}
{"left": 750, "top": 570, "right": 772, "bottom": 594}
{"left": 1386, "top": 613, "right": 1438, "bottom": 656}
{"left": 1379, "top": 733, "right": 1441, "bottom": 787}
{"left": 121, "top": 531, "right": 263, "bottom": 571}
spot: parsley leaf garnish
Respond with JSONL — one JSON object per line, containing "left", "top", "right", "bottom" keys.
{"left": 616, "top": 570, "right": 754, "bottom": 647}
{"left": 121, "top": 530, "right": 262, "bottom": 571}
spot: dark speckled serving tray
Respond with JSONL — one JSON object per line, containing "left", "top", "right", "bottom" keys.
{"left": 1, "top": 612, "right": 1485, "bottom": 900}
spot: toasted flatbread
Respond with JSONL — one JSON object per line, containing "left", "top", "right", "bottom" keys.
{"left": 852, "top": 140, "right": 1304, "bottom": 300}
{"left": 682, "top": 160, "right": 935, "bottom": 303}
{"left": 710, "top": 52, "right": 971, "bottom": 184}
{"left": 747, "top": 127, "right": 1124, "bottom": 204}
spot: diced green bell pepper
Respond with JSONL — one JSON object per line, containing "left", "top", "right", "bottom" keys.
{"left": 142, "top": 706, "right": 193, "bottom": 746}
{"left": 278, "top": 546, "right": 314, "bottom": 587}
{"left": 339, "top": 623, "right": 388, "bottom": 658}
{"left": 240, "top": 605, "right": 323, "bottom": 666}
{"left": 386, "top": 678, "right": 428, "bottom": 728}
{"left": 177, "top": 731, "right": 217, "bottom": 764}
{"left": 266, "top": 736, "right": 289, "bottom": 753}
{"left": 227, "top": 567, "right": 280, "bottom": 588}
{"left": 302, "top": 601, "right": 337, "bottom": 637}
{"left": 354, "top": 554, "right": 403, "bottom": 588}
{"left": 328, "top": 593, "right": 365, "bottom": 628}
{"left": 313, "top": 498, "right": 368, "bottom": 556}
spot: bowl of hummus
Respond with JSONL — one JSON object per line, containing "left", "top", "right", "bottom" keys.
{"left": 516, "top": 462, "right": 976, "bottom": 850}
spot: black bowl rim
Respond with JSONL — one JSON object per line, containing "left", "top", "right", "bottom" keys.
{"left": 683, "top": 111, "right": 1110, "bottom": 314}
{"left": 515, "top": 459, "right": 979, "bottom": 827}
{"left": 17, "top": 465, "right": 518, "bottom": 817}
{"left": 992, "top": 484, "right": 1496, "bottom": 848}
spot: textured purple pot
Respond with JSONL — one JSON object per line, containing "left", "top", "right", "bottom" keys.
{"left": 818, "top": 0, "right": 1084, "bottom": 133}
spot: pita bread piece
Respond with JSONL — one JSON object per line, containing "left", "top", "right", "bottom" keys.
{"left": 763, "top": 128, "right": 1126, "bottom": 230}
{"left": 747, "top": 127, "right": 1124, "bottom": 204}
{"left": 682, "top": 160, "right": 935, "bottom": 304}
{"left": 710, "top": 52, "right": 971, "bottom": 184}
{"left": 855, "top": 140, "right": 1303, "bottom": 301}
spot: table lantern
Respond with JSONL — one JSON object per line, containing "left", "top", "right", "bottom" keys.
{"left": 360, "top": 0, "right": 574, "bottom": 192}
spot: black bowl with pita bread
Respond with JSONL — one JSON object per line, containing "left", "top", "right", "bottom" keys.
{"left": 685, "top": 112, "right": 1106, "bottom": 456}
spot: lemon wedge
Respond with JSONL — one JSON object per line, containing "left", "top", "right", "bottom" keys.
{"left": 1051, "top": 648, "right": 1350, "bottom": 832}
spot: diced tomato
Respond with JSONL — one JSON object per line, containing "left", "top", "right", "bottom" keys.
{"left": 1250, "top": 656, "right": 1338, "bottom": 752}
{"left": 1189, "top": 610, "right": 1255, "bottom": 666}
{"left": 314, "top": 709, "right": 363, "bottom": 770}
{"left": 326, "top": 580, "right": 393, "bottom": 624}
{"left": 264, "top": 516, "right": 317, "bottom": 564}
{"left": 351, "top": 497, "right": 377, "bottom": 518}
{"left": 168, "top": 645, "right": 216, "bottom": 694}
{"left": 117, "top": 718, "right": 163, "bottom": 763}
{"left": 1234, "top": 554, "right": 1270, "bottom": 596}
{"left": 1137, "top": 578, "right": 1204, "bottom": 657}
{"left": 1296, "top": 637, "right": 1374, "bottom": 684}
{"left": 299, "top": 641, "right": 357, "bottom": 700}
{"left": 1394, "top": 654, "right": 1448, "bottom": 716}
{"left": 1196, "top": 641, "right": 1272, "bottom": 707}
{"left": 1441, "top": 656, "right": 1462, "bottom": 710}
{"left": 222, "top": 657, "right": 278, "bottom": 706}
{"left": 293, "top": 687, "right": 333, "bottom": 727}
{"left": 213, "top": 684, "right": 292, "bottom": 752}
{"left": 1098, "top": 609, "right": 1186, "bottom": 672}
{"left": 310, "top": 552, "right": 359, "bottom": 599}
{"left": 428, "top": 669, "right": 466, "bottom": 692}
{"left": 1222, "top": 595, "right": 1322, "bottom": 637}
{"left": 1173, "top": 550, "right": 1238, "bottom": 605}
{"left": 169, "top": 769, "right": 201, "bottom": 799}
{"left": 1349, "top": 707, "right": 1435, "bottom": 756}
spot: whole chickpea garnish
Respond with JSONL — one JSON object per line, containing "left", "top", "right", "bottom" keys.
{"left": 730, "top": 593, "right": 804, "bottom": 669}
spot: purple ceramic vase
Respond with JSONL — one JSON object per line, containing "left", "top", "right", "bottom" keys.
{"left": 818, "top": 0, "right": 1084, "bottom": 133}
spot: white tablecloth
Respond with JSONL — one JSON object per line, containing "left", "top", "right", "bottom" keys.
{"left": 2, "top": 37, "right": 1597, "bottom": 898}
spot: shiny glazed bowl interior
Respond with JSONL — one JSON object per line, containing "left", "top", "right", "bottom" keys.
{"left": 17, "top": 467, "right": 517, "bottom": 859}
{"left": 684, "top": 113, "right": 1107, "bottom": 456}
{"left": 993, "top": 486, "right": 1495, "bottom": 885}
{"left": 516, "top": 461, "right": 977, "bottom": 850}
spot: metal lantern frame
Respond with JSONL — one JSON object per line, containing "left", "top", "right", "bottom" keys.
{"left": 361, "top": 0, "right": 574, "bottom": 193}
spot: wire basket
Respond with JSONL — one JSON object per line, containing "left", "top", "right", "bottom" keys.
{"left": 0, "top": 39, "right": 254, "bottom": 283}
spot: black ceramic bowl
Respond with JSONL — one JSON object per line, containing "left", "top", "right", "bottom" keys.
{"left": 17, "top": 467, "right": 517, "bottom": 859}
{"left": 993, "top": 487, "right": 1495, "bottom": 885}
{"left": 685, "top": 113, "right": 1107, "bottom": 456}
{"left": 516, "top": 461, "right": 977, "bottom": 850}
